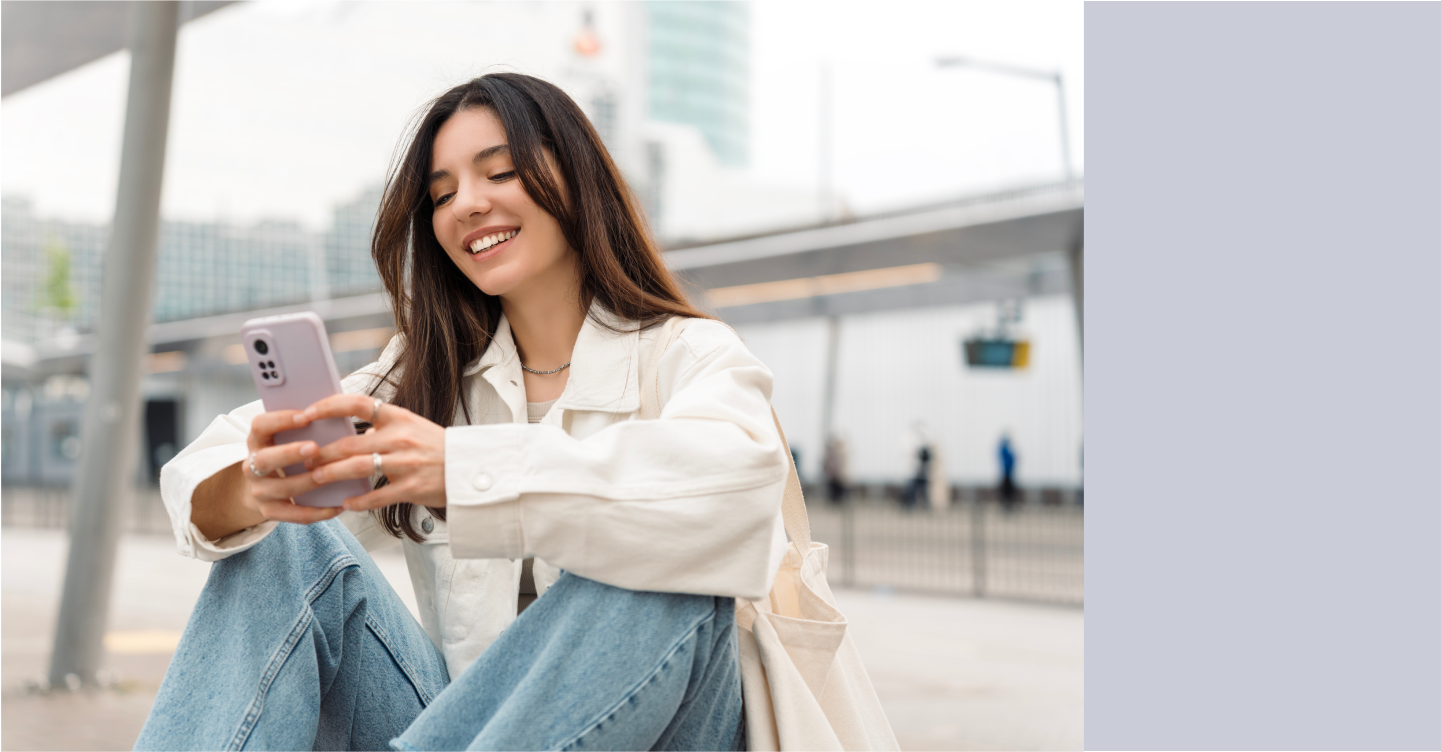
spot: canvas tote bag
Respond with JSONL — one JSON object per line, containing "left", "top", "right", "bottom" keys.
{"left": 640, "top": 317, "right": 899, "bottom": 752}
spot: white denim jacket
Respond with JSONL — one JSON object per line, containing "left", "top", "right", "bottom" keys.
{"left": 159, "top": 307, "right": 791, "bottom": 677}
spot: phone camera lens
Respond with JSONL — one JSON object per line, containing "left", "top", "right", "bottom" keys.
{"left": 261, "top": 372, "right": 270, "bottom": 380}
{"left": 254, "top": 340, "right": 269, "bottom": 355}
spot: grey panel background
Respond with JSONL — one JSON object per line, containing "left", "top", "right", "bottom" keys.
{"left": 1087, "top": 3, "right": 1441, "bottom": 749}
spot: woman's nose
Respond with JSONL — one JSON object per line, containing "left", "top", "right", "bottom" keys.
{"left": 450, "top": 181, "right": 492, "bottom": 219}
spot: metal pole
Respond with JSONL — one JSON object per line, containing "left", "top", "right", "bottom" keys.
{"left": 1069, "top": 236, "right": 1084, "bottom": 355}
{"left": 820, "top": 314, "right": 855, "bottom": 584}
{"left": 49, "top": 1, "right": 178, "bottom": 689}
{"left": 936, "top": 57, "right": 1075, "bottom": 183}
{"left": 971, "top": 494, "right": 986, "bottom": 598}
{"left": 819, "top": 315, "right": 840, "bottom": 446}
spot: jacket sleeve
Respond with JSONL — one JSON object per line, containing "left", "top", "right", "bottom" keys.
{"left": 158, "top": 339, "right": 405, "bottom": 561}
{"left": 444, "top": 321, "right": 791, "bottom": 601}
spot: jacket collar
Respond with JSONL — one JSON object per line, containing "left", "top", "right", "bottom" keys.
{"left": 465, "top": 303, "right": 641, "bottom": 415}
{"left": 468, "top": 316, "right": 518, "bottom": 376}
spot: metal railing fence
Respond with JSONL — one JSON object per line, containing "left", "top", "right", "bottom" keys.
{"left": 807, "top": 495, "right": 1083, "bottom": 606}
{"left": 2, "top": 484, "right": 1083, "bottom": 605}
{"left": 1, "top": 485, "right": 171, "bottom": 535}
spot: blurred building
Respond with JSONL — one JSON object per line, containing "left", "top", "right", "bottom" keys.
{"left": 1, "top": 190, "right": 385, "bottom": 344}
{"left": 0, "top": 182, "right": 387, "bottom": 490}
{"left": 565, "top": 1, "right": 798, "bottom": 239}
{"left": 154, "top": 219, "right": 315, "bottom": 323}
{"left": 646, "top": 1, "right": 750, "bottom": 167}
{"left": 323, "top": 185, "right": 385, "bottom": 296}
{"left": 1, "top": 196, "right": 107, "bottom": 344}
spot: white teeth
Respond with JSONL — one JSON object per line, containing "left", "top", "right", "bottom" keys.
{"left": 468, "top": 230, "right": 517, "bottom": 254}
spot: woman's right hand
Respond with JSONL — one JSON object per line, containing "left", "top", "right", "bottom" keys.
{"left": 240, "top": 409, "right": 345, "bottom": 525}
{"left": 191, "top": 409, "right": 344, "bottom": 541}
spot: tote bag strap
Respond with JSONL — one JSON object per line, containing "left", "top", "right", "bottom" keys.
{"left": 639, "top": 317, "right": 812, "bottom": 554}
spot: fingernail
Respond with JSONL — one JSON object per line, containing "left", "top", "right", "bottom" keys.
{"left": 292, "top": 414, "right": 306, "bottom": 425}
{"left": 300, "top": 443, "right": 316, "bottom": 457}
{"left": 312, "top": 470, "right": 324, "bottom": 482}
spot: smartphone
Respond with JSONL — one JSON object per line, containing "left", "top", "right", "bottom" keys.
{"left": 239, "top": 312, "right": 371, "bottom": 508}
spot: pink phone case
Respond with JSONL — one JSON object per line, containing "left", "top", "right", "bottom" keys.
{"left": 240, "top": 312, "right": 372, "bottom": 508}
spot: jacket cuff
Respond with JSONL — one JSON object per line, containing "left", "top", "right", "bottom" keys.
{"left": 445, "top": 424, "right": 527, "bottom": 559}
{"left": 189, "top": 520, "right": 280, "bottom": 562}
{"left": 161, "top": 442, "right": 250, "bottom": 559}
{"left": 445, "top": 424, "right": 526, "bottom": 503}
{"left": 446, "top": 500, "right": 523, "bottom": 559}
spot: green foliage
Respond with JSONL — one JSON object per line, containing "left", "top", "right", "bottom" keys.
{"left": 40, "top": 236, "right": 78, "bottom": 317}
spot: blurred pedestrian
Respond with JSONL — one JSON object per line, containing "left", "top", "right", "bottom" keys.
{"left": 823, "top": 435, "right": 849, "bottom": 505}
{"left": 926, "top": 441, "right": 949, "bottom": 511}
{"left": 998, "top": 433, "right": 1019, "bottom": 511}
{"left": 905, "top": 443, "right": 931, "bottom": 510}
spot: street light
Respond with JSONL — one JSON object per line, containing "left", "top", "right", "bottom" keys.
{"left": 938, "top": 55, "right": 1083, "bottom": 364}
{"left": 936, "top": 56, "right": 1074, "bottom": 183}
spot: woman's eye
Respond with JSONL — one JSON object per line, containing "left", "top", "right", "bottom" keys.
{"left": 490, "top": 171, "right": 516, "bottom": 182}
{"left": 433, "top": 193, "right": 453, "bottom": 207}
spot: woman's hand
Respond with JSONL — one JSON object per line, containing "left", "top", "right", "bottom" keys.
{"left": 294, "top": 395, "right": 447, "bottom": 512}
{"left": 239, "top": 410, "right": 344, "bottom": 526}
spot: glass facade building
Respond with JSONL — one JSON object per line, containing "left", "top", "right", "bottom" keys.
{"left": 1, "top": 188, "right": 383, "bottom": 343}
{"left": 645, "top": 1, "right": 750, "bottom": 167}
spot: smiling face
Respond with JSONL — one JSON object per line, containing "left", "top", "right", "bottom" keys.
{"left": 428, "top": 107, "right": 576, "bottom": 299}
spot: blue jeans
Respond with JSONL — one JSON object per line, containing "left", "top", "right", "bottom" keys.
{"left": 134, "top": 520, "right": 745, "bottom": 751}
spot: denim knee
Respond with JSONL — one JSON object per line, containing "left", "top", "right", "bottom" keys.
{"left": 209, "top": 519, "right": 364, "bottom": 596}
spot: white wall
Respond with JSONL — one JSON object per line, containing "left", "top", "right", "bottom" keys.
{"left": 642, "top": 121, "right": 820, "bottom": 242}
{"left": 732, "top": 294, "right": 1083, "bottom": 487}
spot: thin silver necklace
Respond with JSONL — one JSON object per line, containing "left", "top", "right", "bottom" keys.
{"left": 521, "top": 361, "right": 571, "bottom": 375}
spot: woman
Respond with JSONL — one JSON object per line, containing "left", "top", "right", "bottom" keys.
{"left": 136, "top": 73, "right": 790, "bottom": 751}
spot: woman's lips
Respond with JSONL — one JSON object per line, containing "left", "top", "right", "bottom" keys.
{"left": 466, "top": 231, "right": 517, "bottom": 262}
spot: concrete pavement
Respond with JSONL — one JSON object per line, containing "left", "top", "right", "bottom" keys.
{"left": 1, "top": 527, "right": 1081, "bottom": 751}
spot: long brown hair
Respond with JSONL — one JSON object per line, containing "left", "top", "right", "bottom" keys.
{"left": 367, "top": 72, "right": 713, "bottom": 541}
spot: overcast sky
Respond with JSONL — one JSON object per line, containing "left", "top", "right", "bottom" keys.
{"left": 1, "top": 0, "right": 1082, "bottom": 231}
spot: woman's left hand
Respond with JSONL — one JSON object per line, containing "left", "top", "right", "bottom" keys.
{"left": 293, "top": 395, "right": 447, "bottom": 511}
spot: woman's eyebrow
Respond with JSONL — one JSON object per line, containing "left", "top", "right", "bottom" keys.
{"left": 428, "top": 144, "right": 511, "bottom": 187}
{"left": 472, "top": 144, "right": 510, "bottom": 163}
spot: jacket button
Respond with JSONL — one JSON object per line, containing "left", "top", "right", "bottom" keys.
{"left": 471, "top": 472, "right": 493, "bottom": 491}
{"left": 421, "top": 517, "right": 435, "bottom": 534}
